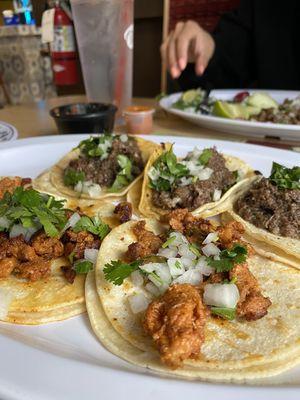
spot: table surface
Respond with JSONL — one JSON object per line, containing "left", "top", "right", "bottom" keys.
{"left": 0, "top": 95, "right": 299, "bottom": 149}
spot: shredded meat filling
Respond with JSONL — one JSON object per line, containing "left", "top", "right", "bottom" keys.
{"left": 62, "top": 229, "right": 101, "bottom": 259}
{"left": 143, "top": 284, "right": 207, "bottom": 368}
{"left": 125, "top": 221, "right": 163, "bottom": 262}
{"left": 230, "top": 264, "right": 271, "bottom": 321}
{"left": 114, "top": 202, "right": 132, "bottom": 224}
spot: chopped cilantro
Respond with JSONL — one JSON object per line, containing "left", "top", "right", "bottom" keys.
{"left": 109, "top": 155, "right": 133, "bottom": 192}
{"left": 73, "top": 215, "right": 110, "bottom": 240}
{"left": 211, "top": 306, "right": 236, "bottom": 320}
{"left": 207, "top": 244, "right": 247, "bottom": 272}
{"left": 104, "top": 259, "right": 143, "bottom": 285}
{"left": 77, "top": 134, "right": 114, "bottom": 158}
{"left": 148, "top": 147, "right": 189, "bottom": 192}
{"left": 198, "top": 148, "right": 213, "bottom": 165}
{"left": 0, "top": 187, "right": 67, "bottom": 238}
{"left": 162, "top": 235, "right": 176, "bottom": 248}
{"left": 63, "top": 168, "right": 85, "bottom": 187}
{"left": 73, "top": 259, "right": 94, "bottom": 274}
{"left": 269, "top": 162, "right": 300, "bottom": 190}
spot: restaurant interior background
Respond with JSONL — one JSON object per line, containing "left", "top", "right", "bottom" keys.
{"left": 0, "top": 0, "right": 240, "bottom": 105}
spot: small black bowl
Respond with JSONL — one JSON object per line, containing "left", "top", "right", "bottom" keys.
{"left": 50, "top": 102, "right": 117, "bottom": 134}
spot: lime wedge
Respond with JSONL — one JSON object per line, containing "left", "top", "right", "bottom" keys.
{"left": 182, "top": 89, "right": 200, "bottom": 104}
{"left": 213, "top": 101, "right": 249, "bottom": 119}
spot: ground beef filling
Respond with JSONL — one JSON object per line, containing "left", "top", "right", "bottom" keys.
{"left": 67, "top": 137, "right": 144, "bottom": 188}
{"left": 234, "top": 177, "right": 300, "bottom": 239}
{"left": 152, "top": 149, "right": 236, "bottom": 211}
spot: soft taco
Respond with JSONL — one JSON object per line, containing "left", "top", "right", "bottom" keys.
{"left": 86, "top": 209, "right": 300, "bottom": 381}
{"left": 138, "top": 144, "right": 254, "bottom": 219}
{"left": 36, "top": 134, "right": 158, "bottom": 201}
{"left": 0, "top": 177, "right": 111, "bottom": 324}
{"left": 222, "top": 162, "right": 300, "bottom": 269}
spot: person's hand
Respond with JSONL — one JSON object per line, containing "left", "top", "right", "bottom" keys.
{"left": 161, "top": 20, "right": 215, "bottom": 79}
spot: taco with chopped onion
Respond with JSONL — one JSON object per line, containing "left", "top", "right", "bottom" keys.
{"left": 35, "top": 134, "right": 158, "bottom": 201}
{"left": 0, "top": 178, "right": 111, "bottom": 324}
{"left": 138, "top": 144, "right": 254, "bottom": 219}
{"left": 86, "top": 208, "right": 300, "bottom": 381}
{"left": 222, "top": 162, "right": 300, "bottom": 269}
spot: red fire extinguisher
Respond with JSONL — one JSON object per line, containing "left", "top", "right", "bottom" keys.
{"left": 51, "top": 1, "right": 79, "bottom": 86}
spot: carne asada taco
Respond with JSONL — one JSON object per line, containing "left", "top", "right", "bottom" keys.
{"left": 138, "top": 144, "right": 254, "bottom": 219}
{"left": 0, "top": 182, "right": 110, "bottom": 324}
{"left": 41, "top": 134, "right": 158, "bottom": 201}
{"left": 222, "top": 162, "right": 300, "bottom": 268}
{"left": 86, "top": 209, "right": 300, "bottom": 380}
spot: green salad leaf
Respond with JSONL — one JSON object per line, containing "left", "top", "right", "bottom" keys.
{"left": 207, "top": 244, "right": 248, "bottom": 272}
{"left": 269, "top": 162, "right": 300, "bottom": 190}
{"left": 104, "top": 259, "right": 143, "bottom": 285}
{"left": 0, "top": 187, "right": 67, "bottom": 237}
{"left": 73, "top": 215, "right": 110, "bottom": 240}
{"left": 211, "top": 306, "right": 236, "bottom": 320}
{"left": 148, "top": 147, "right": 189, "bottom": 192}
{"left": 63, "top": 168, "right": 85, "bottom": 187}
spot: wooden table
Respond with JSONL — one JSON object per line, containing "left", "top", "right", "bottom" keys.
{"left": 0, "top": 96, "right": 299, "bottom": 149}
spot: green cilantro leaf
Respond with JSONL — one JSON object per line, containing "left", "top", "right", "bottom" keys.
{"left": 198, "top": 148, "right": 213, "bottom": 165}
{"left": 207, "top": 244, "right": 248, "bottom": 272}
{"left": 73, "top": 215, "right": 110, "bottom": 240}
{"left": 104, "top": 259, "right": 143, "bottom": 285}
{"left": 109, "top": 155, "right": 133, "bottom": 192}
{"left": 73, "top": 259, "right": 94, "bottom": 274}
{"left": 77, "top": 134, "right": 114, "bottom": 158}
{"left": 63, "top": 168, "right": 85, "bottom": 187}
{"left": 269, "top": 162, "right": 300, "bottom": 190}
{"left": 148, "top": 147, "right": 189, "bottom": 192}
{"left": 211, "top": 306, "right": 236, "bottom": 320}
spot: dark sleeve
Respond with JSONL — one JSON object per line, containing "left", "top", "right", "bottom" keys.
{"left": 177, "top": 0, "right": 255, "bottom": 90}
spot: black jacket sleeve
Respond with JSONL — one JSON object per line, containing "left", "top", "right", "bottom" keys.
{"left": 177, "top": 0, "right": 255, "bottom": 90}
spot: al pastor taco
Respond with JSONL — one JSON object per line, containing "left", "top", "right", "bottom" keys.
{"left": 86, "top": 209, "right": 300, "bottom": 381}
{"left": 0, "top": 178, "right": 110, "bottom": 324}
{"left": 222, "top": 162, "right": 300, "bottom": 268}
{"left": 138, "top": 144, "right": 254, "bottom": 219}
{"left": 37, "top": 134, "right": 158, "bottom": 201}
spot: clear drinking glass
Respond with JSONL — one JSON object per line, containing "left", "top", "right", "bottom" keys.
{"left": 70, "top": 0, "right": 134, "bottom": 115}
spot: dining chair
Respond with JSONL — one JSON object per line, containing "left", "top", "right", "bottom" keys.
{"left": 161, "top": 0, "right": 240, "bottom": 93}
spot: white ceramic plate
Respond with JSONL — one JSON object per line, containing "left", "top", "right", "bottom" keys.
{"left": 0, "top": 135, "right": 300, "bottom": 400}
{"left": 0, "top": 121, "right": 18, "bottom": 143}
{"left": 160, "top": 89, "right": 300, "bottom": 141}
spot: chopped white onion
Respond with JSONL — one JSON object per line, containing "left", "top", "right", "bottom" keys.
{"left": 167, "top": 258, "right": 185, "bottom": 277}
{"left": 62, "top": 212, "right": 81, "bottom": 233}
{"left": 202, "top": 243, "right": 221, "bottom": 257}
{"left": 131, "top": 270, "right": 144, "bottom": 286}
{"left": 194, "top": 257, "right": 214, "bottom": 276}
{"left": 202, "top": 232, "right": 219, "bottom": 245}
{"left": 119, "top": 134, "right": 128, "bottom": 142}
{"left": 0, "top": 288, "right": 14, "bottom": 319}
{"left": 181, "top": 257, "right": 196, "bottom": 270}
{"left": 213, "top": 189, "right": 222, "bottom": 201}
{"left": 10, "top": 224, "right": 29, "bottom": 240}
{"left": 0, "top": 216, "right": 10, "bottom": 229}
{"left": 168, "top": 231, "right": 189, "bottom": 246}
{"left": 196, "top": 167, "right": 213, "bottom": 181}
{"left": 173, "top": 269, "right": 203, "bottom": 285}
{"left": 203, "top": 283, "right": 240, "bottom": 308}
{"left": 86, "top": 183, "right": 102, "bottom": 197}
{"left": 145, "top": 282, "right": 160, "bottom": 297}
{"left": 179, "top": 177, "right": 192, "bottom": 187}
{"left": 128, "top": 292, "right": 150, "bottom": 314}
{"left": 84, "top": 248, "right": 98, "bottom": 264}
{"left": 178, "top": 243, "right": 196, "bottom": 260}
{"left": 74, "top": 181, "right": 102, "bottom": 197}
{"left": 148, "top": 166, "right": 160, "bottom": 182}
{"left": 158, "top": 247, "right": 178, "bottom": 258}
{"left": 74, "top": 181, "right": 83, "bottom": 192}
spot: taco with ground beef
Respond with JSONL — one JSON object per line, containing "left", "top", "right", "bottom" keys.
{"left": 138, "top": 144, "right": 254, "bottom": 219}
{"left": 222, "top": 162, "right": 300, "bottom": 269}
{"left": 34, "top": 134, "right": 158, "bottom": 201}
{"left": 86, "top": 209, "right": 300, "bottom": 381}
{"left": 0, "top": 178, "right": 110, "bottom": 324}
